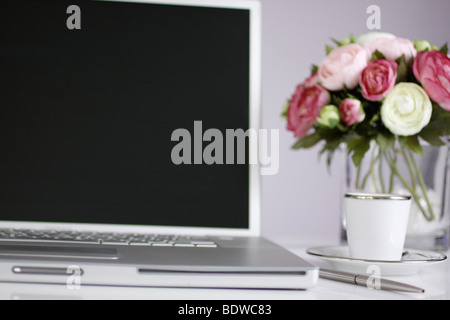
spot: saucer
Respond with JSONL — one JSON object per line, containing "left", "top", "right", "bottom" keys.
{"left": 306, "top": 246, "right": 447, "bottom": 276}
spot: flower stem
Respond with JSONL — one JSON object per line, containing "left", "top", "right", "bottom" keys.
{"left": 400, "top": 143, "right": 417, "bottom": 192}
{"left": 408, "top": 149, "right": 436, "bottom": 221}
{"left": 385, "top": 150, "right": 433, "bottom": 222}
{"left": 360, "top": 151, "right": 381, "bottom": 190}
{"left": 355, "top": 162, "right": 362, "bottom": 190}
{"left": 370, "top": 146, "right": 380, "bottom": 193}
{"left": 378, "top": 152, "right": 386, "bottom": 193}
{"left": 388, "top": 149, "right": 397, "bottom": 193}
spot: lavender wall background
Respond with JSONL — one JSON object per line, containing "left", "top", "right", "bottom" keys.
{"left": 259, "top": 0, "right": 450, "bottom": 244}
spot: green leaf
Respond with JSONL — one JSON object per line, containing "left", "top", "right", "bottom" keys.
{"left": 325, "top": 45, "right": 334, "bottom": 55}
{"left": 396, "top": 54, "right": 408, "bottom": 83}
{"left": 292, "top": 132, "right": 322, "bottom": 150}
{"left": 317, "top": 129, "right": 349, "bottom": 169}
{"left": 281, "top": 101, "right": 290, "bottom": 119}
{"left": 420, "top": 105, "right": 450, "bottom": 138}
{"left": 347, "top": 136, "right": 372, "bottom": 167}
{"left": 376, "top": 132, "right": 395, "bottom": 152}
{"left": 440, "top": 43, "right": 448, "bottom": 55}
{"left": 421, "top": 118, "right": 450, "bottom": 137}
{"left": 320, "top": 135, "right": 345, "bottom": 154}
{"left": 330, "top": 94, "right": 343, "bottom": 107}
{"left": 404, "top": 135, "right": 425, "bottom": 156}
{"left": 369, "top": 113, "right": 380, "bottom": 125}
{"left": 331, "top": 38, "right": 342, "bottom": 47}
{"left": 311, "top": 64, "right": 319, "bottom": 76}
{"left": 420, "top": 131, "right": 446, "bottom": 146}
{"left": 371, "top": 50, "right": 387, "bottom": 61}
{"left": 325, "top": 150, "right": 336, "bottom": 169}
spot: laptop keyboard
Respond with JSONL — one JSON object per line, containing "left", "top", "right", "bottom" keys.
{"left": 0, "top": 229, "right": 218, "bottom": 248}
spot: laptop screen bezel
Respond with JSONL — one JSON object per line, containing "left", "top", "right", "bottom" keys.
{"left": 0, "top": 0, "right": 262, "bottom": 237}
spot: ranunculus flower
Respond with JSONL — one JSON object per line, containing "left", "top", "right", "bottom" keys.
{"left": 365, "top": 37, "right": 417, "bottom": 62}
{"left": 357, "top": 32, "right": 396, "bottom": 46}
{"left": 413, "top": 40, "right": 432, "bottom": 52}
{"left": 317, "top": 105, "right": 340, "bottom": 129}
{"left": 413, "top": 50, "right": 450, "bottom": 111}
{"left": 381, "top": 83, "right": 432, "bottom": 136}
{"left": 360, "top": 59, "right": 398, "bottom": 101}
{"left": 303, "top": 72, "right": 320, "bottom": 87}
{"left": 340, "top": 98, "right": 365, "bottom": 126}
{"left": 287, "top": 75, "right": 331, "bottom": 138}
{"left": 318, "top": 44, "right": 371, "bottom": 91}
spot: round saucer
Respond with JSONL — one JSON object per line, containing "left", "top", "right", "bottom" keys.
{"left": 306, "top": 246, "right": 447, "bottom": 276}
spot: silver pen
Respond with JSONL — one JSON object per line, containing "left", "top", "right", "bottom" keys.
{"left": 319, "top": 269, "right": 425, "bottom": 293}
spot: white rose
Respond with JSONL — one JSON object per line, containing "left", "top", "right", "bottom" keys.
{"left": 381, "top": 83, "right": 432, "bottom": 136}
{"left": 357, "top": 32, "right": 396, "bottom": 46}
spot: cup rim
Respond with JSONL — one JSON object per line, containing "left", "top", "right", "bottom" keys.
{"left": 345, "top": 193, "right": 412, "bottom": 201}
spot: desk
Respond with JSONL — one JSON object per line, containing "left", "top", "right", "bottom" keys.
{"left": 0, "top": 243, "right": 448, "bottom": 300}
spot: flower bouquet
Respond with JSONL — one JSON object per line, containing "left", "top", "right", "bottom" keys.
{"left": 283, "top": 32, "right": 450, "bottom": 227}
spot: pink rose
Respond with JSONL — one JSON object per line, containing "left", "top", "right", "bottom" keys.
{"left": 318, "top": 44, "right": 371, "bottom": 91}
{"left": 413, "top": 50, "right": 450, "bottom": 111}
{"left": 287, "top": 74, "right": 331, "bottom": 138}
{"left": 340, "top": 98, "right": 365, "bottom": 126}
{"left": 360, "top": 60, "right": 398, "bottom": 101}
{"left": 303, "top": 72, "right": 320, "bottom": 87}
{"left": 365, "top": 37, "right": 417, "bottom": 62}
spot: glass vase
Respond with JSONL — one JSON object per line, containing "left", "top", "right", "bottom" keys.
{"left": 341, "top": 138, "right": 450, "bottom": 251}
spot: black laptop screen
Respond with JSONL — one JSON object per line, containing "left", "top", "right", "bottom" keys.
{"left": 0, "top": 0, "right": 251, "bottom": 229}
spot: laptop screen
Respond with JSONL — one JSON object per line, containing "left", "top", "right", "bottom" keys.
{"left": 0, "top": 0, "right": 254, "bottom": 230}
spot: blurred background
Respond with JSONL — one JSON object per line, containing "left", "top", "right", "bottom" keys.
{"left": 259, "top": 0, "right": 450, "bottom": 244}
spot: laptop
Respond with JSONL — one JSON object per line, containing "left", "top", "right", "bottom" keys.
{"left": 0, "top": 0, "right": 318, "bottom": 290}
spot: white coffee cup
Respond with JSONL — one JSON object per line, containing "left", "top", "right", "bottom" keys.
{"left": 344, "top": 193, "right": 412, "bottom": 261}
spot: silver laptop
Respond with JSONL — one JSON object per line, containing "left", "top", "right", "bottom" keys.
{"left": 0, "top": 0, "right": 318, "bottom": 290}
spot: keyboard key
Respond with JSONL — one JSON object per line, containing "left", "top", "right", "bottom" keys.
{"left": 101, "top": 240, "right": 130, "bottom": 246}
{"left": 191, "top": 241, "right": 216, "bottom": 245}
{"left": 129, "top": 242, "right": 151, "bottom": 246}
{"left": 0, "top": 229, "right": 218, "bottom": 248}
{"left": 174, "top": 243, "right": 195, "bottom": 247}
{"left": 151, "top": 243, "right": 174, "bottom": 247}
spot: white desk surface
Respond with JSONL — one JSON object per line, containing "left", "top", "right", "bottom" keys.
{"left": 1, "top": 242, "right": 448, "bottom": 300}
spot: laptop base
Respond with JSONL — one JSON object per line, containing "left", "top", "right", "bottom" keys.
{"left": 0, "top": 237, "right": 318, "bottom": 290}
